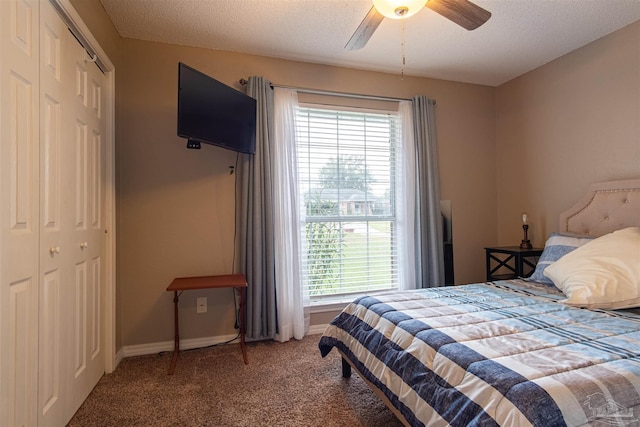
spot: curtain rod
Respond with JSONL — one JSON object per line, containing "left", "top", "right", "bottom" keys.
{"left": 238, "top": 78, "right": 413, "bottom": 103}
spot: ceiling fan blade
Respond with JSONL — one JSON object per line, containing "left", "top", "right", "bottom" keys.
{"left": 426, "top": 0, "right": 491, "bottom": 30}
{"left": 345, "top": 6, "right": 385, "bottom": 50}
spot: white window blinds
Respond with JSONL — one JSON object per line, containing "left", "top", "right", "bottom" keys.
{"left": 296, "top": 106, "right": 401, "bottom": 297}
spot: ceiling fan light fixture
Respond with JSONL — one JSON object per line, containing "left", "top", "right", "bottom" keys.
{"left": 372, "top": 0, "right": 427, "bottom": 19}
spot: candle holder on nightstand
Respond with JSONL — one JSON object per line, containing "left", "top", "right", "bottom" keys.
{"left": 520, "top": 224, "right": 532, "bottom": 249}
{"left": 519, "top": 212, "right": 532, "bottom": 249}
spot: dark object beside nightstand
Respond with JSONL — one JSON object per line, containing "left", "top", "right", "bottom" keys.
{"left": 485, "top": 246, "right": 543, "bottom": 281}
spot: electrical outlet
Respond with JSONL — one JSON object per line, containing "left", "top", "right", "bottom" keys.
{"left": 196, "top": 297, "right": 207, "bottom": 313}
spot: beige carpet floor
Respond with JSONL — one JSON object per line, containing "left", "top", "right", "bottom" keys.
{"left": 68, "top": 334, "right": 404, "bottom": 426}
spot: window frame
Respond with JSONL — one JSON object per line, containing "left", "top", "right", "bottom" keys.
{"left": 295, "top": 102, "right": 402, "bottom": 303}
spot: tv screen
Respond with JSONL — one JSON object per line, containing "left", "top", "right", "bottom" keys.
{"left": 177, "top": 62, "right": 256, "bottom": 154}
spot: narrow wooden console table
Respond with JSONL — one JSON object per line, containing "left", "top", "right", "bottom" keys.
{"left": 166, "top": 274, "right": 248, "bottom": 375}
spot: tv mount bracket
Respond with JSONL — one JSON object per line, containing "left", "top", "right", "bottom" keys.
{"left": 186, "top": 139, "right": 201, "bottom": 149}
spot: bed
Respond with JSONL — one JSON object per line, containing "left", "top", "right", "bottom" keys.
{"left": 319, "top": 178, "right": 640, "bottom": 427}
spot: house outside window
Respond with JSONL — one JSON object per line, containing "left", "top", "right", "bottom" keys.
{"left": 296, "top": 105, "right": 401, "bottom": 300}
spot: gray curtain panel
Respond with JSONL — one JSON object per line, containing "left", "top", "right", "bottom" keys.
{"left": 236, "top": 76, "right": 277, "bottom": 340}
{"left": 413, "top": 96, "right": 445, "bottom": 287}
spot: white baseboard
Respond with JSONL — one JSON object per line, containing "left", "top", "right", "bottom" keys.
{"left": 121, "top": 333, "right": 240, "bottom": 358}
{"left": 116, "top": 328, "right": 329, "bottom": 363}
{"left": 308, "top": 324, "right": 328, "bottom": 335}
{"left": 114, "top": 348, "right": 125, "bottom": 368}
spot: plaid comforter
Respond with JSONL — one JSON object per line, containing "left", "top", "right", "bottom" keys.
{"left": 318, "top": 281, "right": 640, "bottom": 427}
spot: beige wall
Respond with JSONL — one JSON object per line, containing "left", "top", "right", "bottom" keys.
{"left": 62, "top": 1, "right": 640, "bottom": 351}
{"left": 116, "top": 40, "right": 496, "bottom": 347}
{"left": 495, "top": 21, "right": 640, "bottom": 247}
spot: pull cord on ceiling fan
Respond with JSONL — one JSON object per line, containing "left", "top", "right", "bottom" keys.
{"left": 345, "top": 0, "right": 492, "bottom": 50}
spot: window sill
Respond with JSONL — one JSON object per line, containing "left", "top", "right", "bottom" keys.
{"left": 309, "top": 301, "right": 350, "bottom": 314}
{"left": 308, "top": 289, "right": 396, "bottom": 314}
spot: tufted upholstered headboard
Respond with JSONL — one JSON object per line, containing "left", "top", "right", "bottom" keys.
{"left": 559, "top": 179, "right": 640, "bottom": 237}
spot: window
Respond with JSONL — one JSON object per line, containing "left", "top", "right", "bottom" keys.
{"left": 296, "top": 106, "right": 401, "bottom": 299}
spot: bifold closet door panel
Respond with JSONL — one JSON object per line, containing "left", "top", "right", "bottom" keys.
{"left": 0, "top": 0, "right": 42, "bottom": 425}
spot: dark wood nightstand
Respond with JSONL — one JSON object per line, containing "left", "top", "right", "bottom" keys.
{"left": 485, "top": 246, "right": 543, "bottom": 281}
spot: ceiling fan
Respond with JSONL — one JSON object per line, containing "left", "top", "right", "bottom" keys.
{"left": 346, "top": 0, "right": 492, "bottom": 50}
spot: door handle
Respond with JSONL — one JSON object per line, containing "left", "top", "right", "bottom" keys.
{"left": 49, "top": 246, "right": 60, "bottom": 254}
{"left": 80, "top": 242, "right": 88, "bottom": 249}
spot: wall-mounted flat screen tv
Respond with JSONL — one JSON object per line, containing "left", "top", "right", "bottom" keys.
{"left": 177, "top": 62, "right": 256, "bottom": 154}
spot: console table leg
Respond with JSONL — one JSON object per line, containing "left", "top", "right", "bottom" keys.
{"left": 168, "top": 290, "right": 180, "bottom": 375}
{"left": 239, "top": 287, "right": 248, "bottom": 364}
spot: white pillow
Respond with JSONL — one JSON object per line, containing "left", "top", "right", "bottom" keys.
{"left": 544, "top": 227, "right": 640, "bottom": 309}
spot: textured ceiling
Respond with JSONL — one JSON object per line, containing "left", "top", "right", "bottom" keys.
{"left": 100, "top": 0, "right": 640, "bottom": 86}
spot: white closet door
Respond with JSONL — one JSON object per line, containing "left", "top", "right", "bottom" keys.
{"left": 0, "top": 0, "right": 41, "bottom": 426}
{"left": 39, "top": 0, "right": 107, "bottom": 423}
{"left": 63, "top": 7, "right": 107, "bottom": 414}
{"left": 38, "top": 1, "right": 69, "bottom": 424}
{"left": 1, "top": 1, "right": 107, "bottom": 425}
